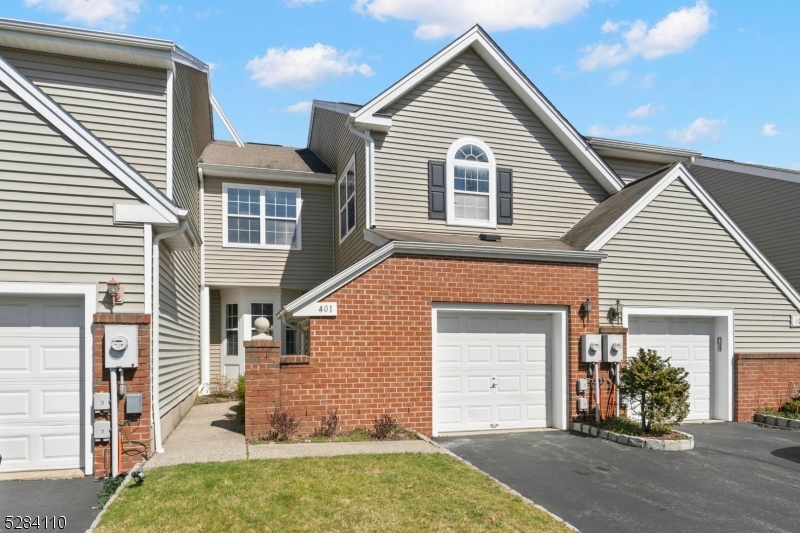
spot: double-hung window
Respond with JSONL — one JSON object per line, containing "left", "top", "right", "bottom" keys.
{"left": 225, "top": 304, "right": 238, "bottom": 357}
{"left": 223, "top": 184, "right": 302, "bottom": 249}
{"left": 338, "top": 156, "right": 357, "bottom": 242}
{"left": 446, "top": 138, "right": 496, "bottom": 228}
{"left": 250, "top": 303, "right": 274, "bottom": 336}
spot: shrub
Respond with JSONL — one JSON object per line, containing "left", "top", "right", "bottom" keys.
{"left": 209, "top": 375, "right": 235, "bottom": 398}
{"left": 598, "top": 415, "right": 643, "bottom": 437}
{"left": 268, "top": 408, "right": 301, "bottom": 441}
{"left": 313, "top": 409, "right": 339, "bottom": 438}
{"left": 620, "top": 348, "right": 690, "bottom": 434}
{"left": 779, "top": 399, "right": 800, "bottom": 419}
{"left": 236, "top": 374, "right": 246, "bottom": 404}
{"left": 371, "top": 413, "right": 397, "bottom": 440}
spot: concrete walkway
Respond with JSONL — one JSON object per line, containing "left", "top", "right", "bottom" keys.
{"left": 144, "top": 401, "right": 439, "bottom": 471}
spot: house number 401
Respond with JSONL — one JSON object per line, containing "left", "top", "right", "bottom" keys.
{"left": 295, "top": 302, "right": 338, "bottom": 317}
{"left": 791, "top": 315, "right": 800, "bottom": 328}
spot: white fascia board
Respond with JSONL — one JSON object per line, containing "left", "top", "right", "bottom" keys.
{"left": 172, "top": 46, "right": 209, "bottom": 72}
{"left": 679, "top": 166, "right": 800, "bottom": 312}
{"left": 351, "top": 113, "right": 392, "bottom": 132}
{"left": 0, "top": 55, "right": 179, "bottom": 223}
{"left": 585, "top": 167, "right": 682, "bottom": 251}
{"left": 114, "top": 203, "right": 173, "bottom": 224}
{"left": 313, "top": 100, "right": 361, "bottom": 115}
{"left": 691, "top": 157, "right": 800, "bottom": 185}
{"left": 199, "top": 163, "right": 336, "bottom": 185}
{"left": 587, "top": 137, "right": 700, "bottom": 162}
{"left": 280, "top": 234, "right": 606, "bottom": 319}
{"left": 351, "top": 26, "right": 624, "bottom": 194}
{"left": 210, "top": 94, "right": 244, "bottom": 148}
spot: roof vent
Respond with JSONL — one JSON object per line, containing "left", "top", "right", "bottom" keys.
{"left": 479, "top": 234, "right": 501, "bottom": 242}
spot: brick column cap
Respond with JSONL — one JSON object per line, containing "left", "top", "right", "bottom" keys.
{"left": 244, "top": 340, "right": 281, "bottom": 349}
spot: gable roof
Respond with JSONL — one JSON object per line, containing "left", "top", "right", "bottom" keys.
{"left": 569, "top": 162, "right": 800, "bottom": 311}
{"left": 562, "top": 164, "right": 674, "bottom": 250}
{"left": 350, "top": 25, "right": 624, "bottom": 195}
{"left": 200, "top": 141, "right": 331, "bottom": 173}
{"left": 0, "top": 52, "right": 181, "bottom": 223}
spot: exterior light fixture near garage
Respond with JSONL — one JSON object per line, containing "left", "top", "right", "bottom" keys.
{"left": 580, "top": 298, "right": 593, "bottom": 321}
{"left": 608, "top": 299, "right": 624, "bottom": 326}
{"left": 107, "top": 277, "right": 124, "bottom": 305}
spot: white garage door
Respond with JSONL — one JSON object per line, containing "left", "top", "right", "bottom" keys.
{"left": 0, "top": 297, "right": 84, "bottom": 473}
{"left": 434, "top": 312, "right": 552, "bottom": 434}
{"left": 628, "top": 317, "right": 713, "bottom": 420}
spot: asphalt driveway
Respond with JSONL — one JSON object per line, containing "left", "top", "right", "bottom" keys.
{"left": 437, "top": 423, "right": 800, "bottom": 533}
{"left": 0, "top": 477, "right": 101, "bottom": 532}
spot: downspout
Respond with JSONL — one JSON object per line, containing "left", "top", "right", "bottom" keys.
{"left": 198, "top": 166, "right": 210, "bottom": 395}
{"left": 151, "top": 218, "right": 188, "bottom": 453}
{"left": 347, "top": 124, "right": 375, "bottom": 228}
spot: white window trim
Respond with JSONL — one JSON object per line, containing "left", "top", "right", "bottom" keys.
{"left": 337, "top": 154, "right": 358, "bottom": 244}
{"left": 222, "top": 182, "right": 303, "bottom": 250}
{"left": 446, "top": 137, "right": 497, "bottom": 228}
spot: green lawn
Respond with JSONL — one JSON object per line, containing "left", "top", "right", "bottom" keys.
{"left": 96, "top": 453, "right": 571, "bottom": 533}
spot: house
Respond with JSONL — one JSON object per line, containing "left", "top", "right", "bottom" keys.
{"left": 1, "top": 20, "right": 798, "bottom": 479}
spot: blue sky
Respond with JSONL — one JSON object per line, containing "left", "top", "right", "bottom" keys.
{"left": 5, "top": 1, "right": 799, "bottom": 169}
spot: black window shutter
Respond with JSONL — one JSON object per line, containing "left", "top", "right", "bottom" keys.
{"left": 497, "top": 167, "right": 513, "bottom": 225}
{"left": 428, "top": 160, "right": 446, "bottom": 220}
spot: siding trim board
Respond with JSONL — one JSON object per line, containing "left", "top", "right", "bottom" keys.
{"left": 351, "top": 25, "right": 624, "bottom": 195}
{"left": 0, "top": 53, "right": 179, "bottom": 223}
{"left": 591, "top": 162, "right": 800, "bottom": 313}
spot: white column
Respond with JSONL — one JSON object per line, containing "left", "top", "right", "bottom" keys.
{"left": 200, "top": 285, "right": 210, "bottom": 394}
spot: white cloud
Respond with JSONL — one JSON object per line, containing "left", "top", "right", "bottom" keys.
{"left": 24, "top": 0, "right": 142, "bottom": 29}
{"left": 608, "top": 70, "right": 628, "bottom": 85}
{"left": 286, "top": 0, "right": 325, "bottom": 6}
{"left": 791, "top": 163, "right": 800, "bottom": 171}
{"left": 552, "top": 64, "right": 573, "bottom": 79}
{"left": 284, "top": 101, "right": 313, "bottom": 113}
{"left": 638, "top": 73, "right": 656, "bottom": 88}
{"left": 601, "top": 19, "right": 620, "bottom": 34}
{"left": 579, "top": 1, "right": 711, "bottom": 71}
{"left": 247, "top": 44, "right": 374, "bottom": 90}
{"left": 667, "top": 117, "right": 726, "bottom": 143}
{"left": 354, "top": 0, "right": 590, "bottom": 40}
{"left": 762, "top": 123, "right": 779, "bottom": 137}
{"left": 587, "top": 124, "right": 649, "bottom": 137}
{"left": 628, "top": 103, "right": 664, "bottom": 118}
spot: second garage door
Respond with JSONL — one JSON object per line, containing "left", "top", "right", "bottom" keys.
{"left": 628, "top": 317, "right": 713, "bottom": 420}
{"left": 434, "top": 312, "right": 552, "bottom": 434}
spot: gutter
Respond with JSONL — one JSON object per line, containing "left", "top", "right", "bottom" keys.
{"left": 151, "top": 218, "right": 188, "bottom": 454}
{"left": 347, "top": 123, "right": 375, "bottom": 228}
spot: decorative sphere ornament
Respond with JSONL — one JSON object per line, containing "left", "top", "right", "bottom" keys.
{"left": 253, "top": 317, "right": 272, "bottom": 340}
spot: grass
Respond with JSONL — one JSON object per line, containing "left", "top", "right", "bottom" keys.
{"left": 95, "top": 454, "right": 571, "bottom": 533}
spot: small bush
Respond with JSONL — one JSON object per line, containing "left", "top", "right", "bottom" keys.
{"left": 268, "top": 408, "right": 301, "bottom": 441}
{"left": 371, "top": 413, "right": 398, "bottom": 440}
{"left": 97, "top": 475, "right": 125, "bottom": 508}
{"left": 620, "top": 348, "right": 690, "bottom": 434}
{"left": 313, "top": 409, "right": 339, "bottom": 438}
{"left": 209, "top": 375, "right": 236, "bottom": 398}
{"left": 779, "top": 399, "right": 800, "bottom": 419}
{"left": 236, "top": 375, "right": 246, "bottom": 404}
{"left": 597, "top": 415, "right": 643, "bottom": 436}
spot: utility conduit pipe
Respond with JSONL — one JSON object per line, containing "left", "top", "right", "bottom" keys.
{"left": 151, "top": 219, "right": 188, "bottom": 453}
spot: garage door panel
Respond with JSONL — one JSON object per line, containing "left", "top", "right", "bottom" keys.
{"left": 466, "top": 346, "right": 491, "bottom": 364}
{"left": 466, "top": 406, "right": 491, "bottom": 425}
{"left": 497, "top": 346, "right": 522, "bottom": 363}
{"left": 0, "top": 346, "right": 32, "bottom": 372}
{"left": 496, "top": 375, "right": 520, "bottom": 393}
{"left": 42, "top": 389, "right": 81, "bottom": 418}
{"left": 436, "top": 376, "right": 461, "bottom": 395}
{"left": 0, "top": 391, "right": 31, "bottom": 418}
{"left": 435, "top": 345, "right": 461, "bottom": 365}
{"left": 41, "top": 432, "right": 81, "bottom": 461}
{"left": 467, "top": 376, "right": 492, "bottom": 394}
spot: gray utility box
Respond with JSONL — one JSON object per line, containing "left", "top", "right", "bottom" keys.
{"left": 602, "top": 335, "right": 624, "bottom": 363}
{"left": 94, "top": 421, "right": 110, "bottom": 441}
{"left": 126, "top": 393, "right": 143, "bottom": 415}
{"left": 581, "top": 334, "right": 602, "bottom": 363}
{"left": 104, "top": 325, "right": 139, "bottom": 368}
{"left": 93, "top": 392, "right": 111, "bottom": 412}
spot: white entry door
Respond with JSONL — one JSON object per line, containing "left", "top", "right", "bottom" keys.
{"left": 628, "top": 317, "right": 713, "bottom": 420}
{"left": 434, "top": 312, "right": 552, "bottom": 434}
{"left": 0, "top": 297, "right": 84, "bottom": 472}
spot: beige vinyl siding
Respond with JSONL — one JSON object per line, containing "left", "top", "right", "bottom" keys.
{"left": 373, "top": 49, "right": 608, "bottom": 239}
{"left": 209, "top": 289, "right": 221, "bottom": 376}
{"left": 599, "top": 178, "right": 800, "bottom": 352}
{"left": 691, "top": 165, "right": 800, "bottom": 293}
{"left": 156, "top": 63, "right": 211, "bottom": 414}
{"left": 203, "top": 177, "right": 334, "bottom": 289}
{"left": 309, "top": 107, "right": 376, "bottom": 272}
{"left": 0, "top": 80, "right": 145, "bottom": 311}
{"left": 603, "top": 157, "right": 668, "bottom": 184}
{"left": 1, "top": 48, "right": 168, "bottom": 193}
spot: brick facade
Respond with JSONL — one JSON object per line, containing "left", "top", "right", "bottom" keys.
{"left": 733, "top": 353, "right": 800, "bottom": 422}
{"left": 92, "top": 313, "right": 152, "bottom": 478}
{"left": 244, "top": 254, "right": 611, "bottom": 438}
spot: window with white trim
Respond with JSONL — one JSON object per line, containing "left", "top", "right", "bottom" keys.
{"left": 225, "top": 303, "right": 238, "bottom": 356}
{"left": 338, "top": 156, "right": 357, "bottom": 242}
{"left": 223, "top": 183, "right": 302, "bottom": 249}
{"left": 446, "top": 138, "right": 496, "bottom": 227}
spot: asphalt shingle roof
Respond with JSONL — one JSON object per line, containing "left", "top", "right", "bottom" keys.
{"left": 199, "top": 140, "right": 332, "bottom": 174}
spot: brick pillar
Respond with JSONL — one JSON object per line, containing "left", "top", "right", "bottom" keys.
{"left": 244, "top": 340, "right": 281, "bottom": 441}
{"left": 92, "top": 313, "right": 152, "bottom": 478}
{"left": 734, "top": 353, "right": 800, "bottom": 421}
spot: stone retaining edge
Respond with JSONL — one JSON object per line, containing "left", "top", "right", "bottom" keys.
{"left": 753, "top": 413, "right": 800, "bottom": 429}
{"left": 571, "top": 423, "right": 694, "bottom": 451}
{"left": 413, "top": 431, "right": 580, "bottom": 532}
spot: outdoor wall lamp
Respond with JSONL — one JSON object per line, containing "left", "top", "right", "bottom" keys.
{"left": 607, "top": 299, "right": 624, "bottom": 326}
{"left": 580, "top": 298, "right": 593, "bottom": 320}
{"left": 107, "top": 277, "right": 124, "bottom": 305}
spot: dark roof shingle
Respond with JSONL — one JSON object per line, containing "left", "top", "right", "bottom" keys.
{"left": 370, "top": 229, "right": 578, "bottom": 252}
{"left": 199, "top": 140, "right": 332, "bottom": 174}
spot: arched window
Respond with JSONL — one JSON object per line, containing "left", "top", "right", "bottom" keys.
{"left": 446, "top": 138, "right": 496, "bottom": 227}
